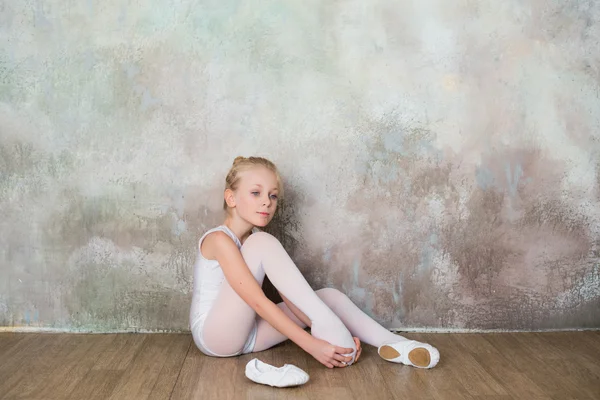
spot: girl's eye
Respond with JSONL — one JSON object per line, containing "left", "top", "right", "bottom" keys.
{"left": 251, "top": 192, "right": 260, "bottom": 196}
{"left": 270, "top": 195, "right": 278, "bottom": 200}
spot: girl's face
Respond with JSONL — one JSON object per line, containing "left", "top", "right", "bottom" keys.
{"left": 228, "top": 166, "right": 279, "bottom": 227}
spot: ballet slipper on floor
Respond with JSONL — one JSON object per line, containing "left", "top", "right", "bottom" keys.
{"left": 378, "top": 340, "right": 440, "bottom": 369}
{"left": 245, "top": 358, "right": 310, "bottom": 387}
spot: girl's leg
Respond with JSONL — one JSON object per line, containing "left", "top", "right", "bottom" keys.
{"left": 200, "top": 252, "right": 267, "bottom": 356}
{"left": 240, "top": 233, "right": 357, "bottom": 360}
{"left": 314, "top": 288, "right": 407, "bottom": 347}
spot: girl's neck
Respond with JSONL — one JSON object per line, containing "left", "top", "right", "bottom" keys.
{"left": 223, "top": 217, "right": 254, "bottom": 245}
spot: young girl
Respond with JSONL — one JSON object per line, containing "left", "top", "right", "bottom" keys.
{"left": 190, "top": 156, "right": 440, "bottom": 369}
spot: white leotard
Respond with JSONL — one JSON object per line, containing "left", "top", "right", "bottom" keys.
{"left": 189, "top": 224, "right": 260, "bottom": 356}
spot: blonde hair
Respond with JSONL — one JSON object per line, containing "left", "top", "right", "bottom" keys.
{"left": 223, "top": 156, "right": 284, "bottom": 210}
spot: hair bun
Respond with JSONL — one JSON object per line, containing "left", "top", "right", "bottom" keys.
{"left": 233, "top": 156, "right": 246, "bottom": 165}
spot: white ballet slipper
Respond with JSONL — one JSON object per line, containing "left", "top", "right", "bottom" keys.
{"left": 245, "top": 358, "right": 310, "bottom": 387}
{"left": 378, "top": 340, "right": 440, "bottom": 369}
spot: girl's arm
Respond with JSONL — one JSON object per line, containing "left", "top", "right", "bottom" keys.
{"left": 203, "top": 232, "right": 353, "bottom": 368}
{"left": 203, "top": 232, "right": 314, "bottom": 350}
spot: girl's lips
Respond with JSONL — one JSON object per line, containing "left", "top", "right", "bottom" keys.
{"left": 258, "top": 212, "right": 270, "bottom": 216}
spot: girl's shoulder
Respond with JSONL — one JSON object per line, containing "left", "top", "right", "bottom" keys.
{"left": 201, "top": 225, "right": 238, "bottom": 243}
{"left": 198, "top": 225, "right": 237, "bottom": 260}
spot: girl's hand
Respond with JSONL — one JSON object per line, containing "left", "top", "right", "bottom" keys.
{"left": 306, "top": 338, "right": 354, "bottom": 369}
{"left": 353, "top": 337, "right": 362, "bottom": 363}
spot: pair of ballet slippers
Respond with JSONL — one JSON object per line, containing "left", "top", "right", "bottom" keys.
{"left": 245, "top": 340, "right": 439, "bottom": 388}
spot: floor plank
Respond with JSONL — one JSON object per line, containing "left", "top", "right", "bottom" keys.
{"left": 0, "top": 333, "right": 25, "bottom": 360}
{"left": 67, "top": 370, "right": 124, "bottom": 400}
{"left": 1, "top": 334, "right": 73, "bottom": 399}
{"left": 92, "top": 334, "right": 147, "bottom": 371}
{"left": 450, "top": 333, "right": 547, "bottom": 400}
{"left": 433, "top": 334, "right": 508, "bottom": 397}
{"left": 147, "top": 334, "right": 192, "bottom": 400}
{"left": 169, "top": 341, "right": 208, "bottom": 399}
{"left": 28, "top": 334, "right": 117, "bottom": 399}
{"left": 486, "top": 333, "right": 598, "bottom": 400}
{"left": 107, "top": 334, "right": 190, "bottom": 400}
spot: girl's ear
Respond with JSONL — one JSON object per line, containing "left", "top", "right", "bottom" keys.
{"left": 224, "top": 188, "right": 236, "bottom": 208}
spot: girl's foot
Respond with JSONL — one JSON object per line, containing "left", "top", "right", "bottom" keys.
{"left": 378, "top": 340, "right": 440, "bottom": 368}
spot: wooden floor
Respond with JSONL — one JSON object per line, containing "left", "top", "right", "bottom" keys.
{"left": 0, "top": 331, "right": 599, "bottom": 400}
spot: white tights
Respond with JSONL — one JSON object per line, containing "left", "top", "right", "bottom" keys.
{"left": 201, "top": 232, "right": 406, "bottom": 359}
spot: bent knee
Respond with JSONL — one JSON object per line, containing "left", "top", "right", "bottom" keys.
{"left": 197, "top": 330, "right": 246, "bottom": 357}
{"left": 241, "top": 231, "right": 280, "bottom": 249}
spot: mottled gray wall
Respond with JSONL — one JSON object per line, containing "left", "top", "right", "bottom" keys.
{"left": 1, "top": 1, "right": 599, "bottom": 332}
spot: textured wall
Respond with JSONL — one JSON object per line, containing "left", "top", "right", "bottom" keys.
{"left": 1, "top": 1, "right": 599, "bottom": 332}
